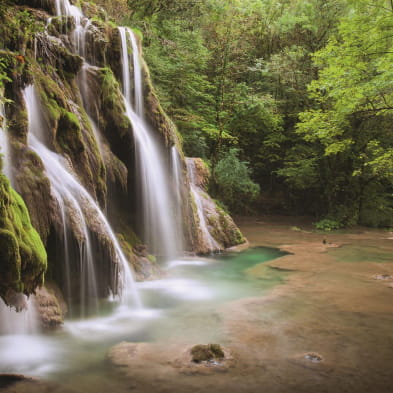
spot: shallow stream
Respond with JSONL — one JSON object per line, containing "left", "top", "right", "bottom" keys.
{"left": 0, "top": 247, "right": 286, "bottom": 391}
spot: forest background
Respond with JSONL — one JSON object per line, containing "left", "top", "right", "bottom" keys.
{"left": 3, "top": 0, "right": 393, "bottom": 229}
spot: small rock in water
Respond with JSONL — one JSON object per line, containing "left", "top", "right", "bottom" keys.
{"left": 0, "top": 374, "right": 36, "bottom": 389}
{"left": 372, "top": 274, "right": 393, "bottom": 281}
{"left": 304, "top": 352, "right": 323, "bottom": 363}
{"left": 190, "top": 344, "right": 225, "bottom": 363}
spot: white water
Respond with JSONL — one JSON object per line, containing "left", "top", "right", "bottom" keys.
{"left": 171, "top": 146, "right": 185, "bottom": 251}
{"left": 119, "top": 27, "right": 181, "bottom": 258}
{"left": 0, "top": 101, "right": 13, "bottom": 183}
{"left": 0, "top": 297, "right": 48, "bottom": 375}
{"left": 0, "top": 99, "right": 41, "bottom": 338}
{"left": 186, "top": 158, "right": 221, "bottom": 253}
{"left": 24, "top": 85, "right": 141, "bottom": 314}
{"left": 0, "top": 296, "right": 39, "bottom": 335}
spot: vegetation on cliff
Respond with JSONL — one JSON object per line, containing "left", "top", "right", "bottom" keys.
{"left": 0, "top": 169, "right": 47, "bottom": 305}
{"left": 117, "top": 0, "right": 393, "bottom": 227}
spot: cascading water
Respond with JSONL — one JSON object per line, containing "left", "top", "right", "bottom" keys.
{"left": 0, "top": 101, "right": 12, "bottom": 183}
{"left": 0, "top": 101, "right": 40, "bottom": 336}
{"left": 23, "top": 85, "right": 141, "bottom": 315}
{"left": 54, "top": 0, "right": 107, "bottom": 185}
{"left": 0, "top": 296, "right": 39, "bottom": 335}
{"left": 186, "top": 158, "right": 221, "bottom": 253}
{"left": 119, "top": 27, "right": 181, "bottom": 258}
{"left": 0, "top": 102, "right": 39, "bottom": 344}
{"left": 171, "top": 146, "right": 184, "bottom": 251}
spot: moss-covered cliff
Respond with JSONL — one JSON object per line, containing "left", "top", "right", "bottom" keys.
{"left": 0, "top": 0, "right": 245, "bottom": 313}
{"left": 0, "top": 172, "right": 46, "bottom": 307}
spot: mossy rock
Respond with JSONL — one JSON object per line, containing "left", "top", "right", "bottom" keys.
{"left": 57, "top": 109, "right": 85, "bottom": 154}
{"left": 14, "top": 0, "right": 56, "bottom": 14}
{"left": 190, "top": 344, "right": 225, "bottom": 363}
{"left": 47, "top": 16, "right": 75, "bottom": 36}
{"left": 0, "top": 174, "right": 47, "bottom": 304}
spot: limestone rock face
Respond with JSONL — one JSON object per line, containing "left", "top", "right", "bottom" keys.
{"left": 186, "top": 158, "right": 246, "bottom": 254}
{"left": 35, "top": 283, "right": 66, "bottom": 329}
{"left": 0, "top": 0, "right": 245, "bottom": 311}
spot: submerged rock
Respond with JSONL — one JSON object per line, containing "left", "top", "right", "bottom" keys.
{"left": 372, "top": 274, "right": 393, "bottom": 281}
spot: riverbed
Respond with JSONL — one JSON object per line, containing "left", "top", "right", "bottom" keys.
{"left": 1, "top": 216, "right": 393, "bottom": 393}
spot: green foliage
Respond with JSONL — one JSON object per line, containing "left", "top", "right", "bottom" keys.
{"left": 125, "top": 0, "right": 347, "bottom": 216}
{"left": 0, "top": 58, "right": 12, "bottom": 97}
{"left": 314, "top": 219, "right": 342, "bottom": 232}
{"left": 50, "top": 0, "right": 393, "bottom": 225}
{"left": 0, "top": 6, "right": 44, "bottom": 52}
{"left": 290, "top": 0, "right": 393, "bottom": 225}
{"left": 214, "top": 148, "right": 259, "bottom": 213}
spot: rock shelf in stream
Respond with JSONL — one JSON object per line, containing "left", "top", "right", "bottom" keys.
{"left": 107, "top": 342, "right": 235, "bottom": 379}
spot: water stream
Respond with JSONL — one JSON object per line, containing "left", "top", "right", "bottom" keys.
{"left": 170, "top": 146, "right": 184, "bottom": 251}
{"left": 0, "top": 247, "right": 286, "bottom": 386}
{"left": 0, "top": 101, "right": 12, "bottom": 183}
{"left": 119, "top": 27, "right": 181, "bottom": 258}
{"left": 186, "top": 157, "right": 221, "bottom": 252}
{"left": 24, "top": 85, "right": 141, "bottom": 315}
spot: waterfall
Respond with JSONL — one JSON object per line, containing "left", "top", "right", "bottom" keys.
{"left": 186, "top": 158, "right": 221, "bottom": 253}
{"left": 23, "top": 85, "right": 141, "bottom": 315}
{"left": 52, "top": 2, "right": 184, "bottom": 260}
{"left": 171, "top": 146, "right": 184, "bottom": 251}
{"left": 0, "top": 296, "right": 39, "bottom": 335}
{"left": 0, "top": 100, "right": 41, "bottom": 334}
{"left": 118, "top": 27, "right": 181, "bottom": 258}
{"left": 0, "top": 101, "right": 13, "bottom": 183}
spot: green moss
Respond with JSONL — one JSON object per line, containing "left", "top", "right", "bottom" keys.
{"left": 0, "top": 229, "right": 21, "bottom": 286}
{"left": 147, "top": 254, "right": 156, "bottom": 263}
{"left": 107, "top": 20, "right": 117, "bottom": 29}
{"left": 0, "top": 174, "right": 47, "bottom": 304}
{"left": 98, "top": 66, "right": 131, "bottom": 139}
{"left": 46, "top": 98, "right": 62, "bottom": 124}
{"left": 57, "top": 109, "right": 85, "bottom": 154}
{"left": 131, "top": 28, "right": 143, "bottom": 42}
{"left": 100, "top": 67, "right": 122, "bottom": 108}
{"left": 48, "top": 16, "right": 75, "bottom": 36}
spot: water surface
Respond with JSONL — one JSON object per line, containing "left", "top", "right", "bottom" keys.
{"left": 0, "top": 247, "right": 286, "bottom": 391}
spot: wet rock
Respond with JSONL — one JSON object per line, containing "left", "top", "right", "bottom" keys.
{"left": 372, "top": 274, "right": 393, "bottom": 280}
{"left": 0, "top": 374, "right": 72, "bottom": 393}
{"left": 187, "top": 157, "right": 246, "bottom": 254}
{"left": 14, "top": 0, "right": 56, "bottom": 14}
{"left": 2, "top": 292, "right": 28, "bottom": 312}
{"left": 0, "top": 374, "right": 35, "bottom": 390}
{"left": 190, "top": 344, "right": 225, "bottom": 363}
{"left": 304, "top": 352, "right": 323, "bottom": 363}
{"left": 35, "top": 284, "right": 66, "bottom": 329}
{"left": 108, "top": 342, "right": 235, "bottom": 380}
